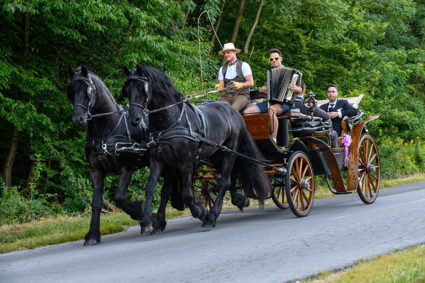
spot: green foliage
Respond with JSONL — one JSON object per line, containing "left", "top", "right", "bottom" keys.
{"left": 0, "top": 178, "right": 62, "bottom": 225}
{"left": 2, "top": 0, "right": 425, "bottom": 225}
{"left": 379, "top": 136, "right": 425, "bottom": 178}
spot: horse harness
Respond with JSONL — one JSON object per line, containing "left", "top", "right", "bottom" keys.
{"left": 126, "top": 75, "right": 284, "bottom": 172}
{"left": 72, "top": 75, "right": 144, "bottom": 158}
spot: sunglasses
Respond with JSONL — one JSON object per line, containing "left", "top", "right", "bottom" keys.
{"left": 269, "top": 57, "right": 280, "bottom": 62}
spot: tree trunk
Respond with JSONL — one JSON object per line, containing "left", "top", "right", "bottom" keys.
{"left": 244, "top": 0, "right": 263, "bottom": 54}
{"left": 230, "top": 0, "right": 248, "bottom": 44}
{"left": 3, "top": 127, "right": 19, "bottom": 187}
{"left": 3, "top": 12, "right": 31, "bottom": 187}
{"left": 44, "top": 159, "right": 51, "bottom": 194}
{"left": 413, "top": 29, "right": 425, "bottom": 97}
{"left": 211, "top": 0, "right": 227, "bottom": 42}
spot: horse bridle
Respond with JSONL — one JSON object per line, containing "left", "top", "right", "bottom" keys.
{"left": 126, "top": 75, "right": 151, "bottom": 117}
{"left": 72, "top": 76, "right": 97, "bottom": 120}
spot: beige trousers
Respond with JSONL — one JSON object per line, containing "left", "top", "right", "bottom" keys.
{"left": 220, "top": 93, "right": 250, "bottom": 112}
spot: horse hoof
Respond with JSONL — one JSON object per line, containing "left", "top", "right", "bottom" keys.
{"left": 141, "top": 224, "right": 153, "bottom": 235}
{"left": 202, "top": 221, "right": 215, "bottom": 231}
{"left": 84, "top": 238, "right": 99, "bottom": 246}
{"left": 202, "top": 214, "right": 216, "bottom": 230}
{"left": 159, "top": 221, "right": 167, "bottom": 232}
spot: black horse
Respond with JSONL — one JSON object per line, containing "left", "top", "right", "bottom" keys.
{"left": 123, "top": 65, "right": 271, "bottom": 231}
{"left": 67, "top": 66, "right": 182, "bottom": 245}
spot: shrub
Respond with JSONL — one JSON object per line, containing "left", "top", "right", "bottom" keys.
{"left": 378, "top": 136, "right": 425, "bottom": 178}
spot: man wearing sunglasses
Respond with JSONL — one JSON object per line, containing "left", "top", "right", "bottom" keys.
{"left": 244, "top": 48, "right": 301, "bottom": 142}
{"left": 214, "top": 43, "right": 254, "bottom": 111}
{"left": 319, "top": 84, "right": 358, "bottom": 138}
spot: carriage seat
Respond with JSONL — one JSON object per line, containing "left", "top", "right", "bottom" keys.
{"left": 316, "top": 94, "right": 364, "bottom": 109}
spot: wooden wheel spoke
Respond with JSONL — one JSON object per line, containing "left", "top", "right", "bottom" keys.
{"left": 294, "top": 159, "right": 300, "bottom": 179}
{"left": 359, "top": 171, "right": 365, "bottom": 186}
{"left": 301, "top": 190, "right": 310, "bottom": 204}
{"left": 361, "top": 172, "right": 367, "bottom": 192}
{"left": 280, "top": 189, "right": 285, "bottom": 202}
{"left": 367, "top": 140, "right": 373, "bottom": 161}
{"left": 290, "top": 184, "right": 297, "bottom": 194}
{"left": 299, "top": 158, "right": 304, "bottom": 177}
{"left": 293, "top": 188, "right": 300, "bottom": 207}
{"left": 369, "top": 172, "right": 378, "bottom": 181}
{"left": 300, "top": 190, "right": 306, "bottom": 210}
{"left": 290, "top": 176, "right": 297, "bottom": 183}
{"left": 301, "top": 163, "right": 309, "bottom": 179}
{"left": 369, "top": 153, "right": 377, "bottom": 164}
{"left": 368, "top": 174, "right": 377, "bottom": 192}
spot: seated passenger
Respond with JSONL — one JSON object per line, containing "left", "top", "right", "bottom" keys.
{"left": 214, "top": 43, "right": 253, "bottom": 112}
{"left": 319, "top": 84, "right": 359, "bottom": 137}
{"left": 243, "top": 48, "right": 300, "bottom": 142}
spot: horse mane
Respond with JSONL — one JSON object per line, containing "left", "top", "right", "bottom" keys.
{"left": 136, "top": 65, "right": 184, "bottom": 101}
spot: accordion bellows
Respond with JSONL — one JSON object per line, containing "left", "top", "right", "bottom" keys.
{"left": 267, "top": 67, "right": 302, "bottom": 104}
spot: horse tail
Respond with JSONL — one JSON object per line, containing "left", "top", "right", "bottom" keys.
{"left": 234, "top": 127, "right": 271, "bottom": 206}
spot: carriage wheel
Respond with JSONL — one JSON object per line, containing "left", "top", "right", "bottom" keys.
{"left": 271, "top": 178, "right": 289, "bottom": 209}
{"left": 192, "top": 170, "right": 223, "bottom": 214}
{"left": 357, "top": 134, "right": 380, "bottom": 204}
{"left": 285, "top": 151, "right": 315, "bottom": 217}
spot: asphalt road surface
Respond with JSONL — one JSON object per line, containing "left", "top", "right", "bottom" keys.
{"left": 1, "top": 182, "right": 425, "bottom": 283}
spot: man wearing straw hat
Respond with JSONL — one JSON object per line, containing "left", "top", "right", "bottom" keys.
{"left": 214, "top": 42, "right": 254, "bottom": 111}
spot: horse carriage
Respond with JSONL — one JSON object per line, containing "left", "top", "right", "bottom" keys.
{"left": 68, "top": 64, "right": 380, "bottom": 245}
{"left": 193, "top": 70, "right": 380, "bottom": 218}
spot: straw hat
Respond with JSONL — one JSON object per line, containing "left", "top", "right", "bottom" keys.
{"left": 218, "top": 43, "right": 241, "bottom": 55}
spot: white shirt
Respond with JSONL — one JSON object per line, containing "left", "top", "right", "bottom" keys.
{"left": 218, "top": 61, "right": 252, "bottom": 80}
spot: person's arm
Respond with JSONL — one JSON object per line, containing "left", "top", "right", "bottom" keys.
{"left": 240, "top": 62, "right": 254, "bottom": 89}
{"left": 313, "top": 107, "right": 330, "bottom": 120}
{"left": 215, "top": 67, "right": 225, "bottom": 90}
{"left": 241, "top": 74, "right": 253, "bottom": 89}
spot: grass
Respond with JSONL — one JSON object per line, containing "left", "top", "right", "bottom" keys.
{"left": 1, "top": 173, "right": 425, "bottom": 254}
{"left": 305, "top": 244, "right": 425, "bottom": 283}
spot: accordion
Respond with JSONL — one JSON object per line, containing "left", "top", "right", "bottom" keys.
{"left": 267, "top": 67, "right": 302, "bottom": 104}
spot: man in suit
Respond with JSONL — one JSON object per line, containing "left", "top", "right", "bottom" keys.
{"left": 320, "top": 84, "right": 358, "bottom": 137}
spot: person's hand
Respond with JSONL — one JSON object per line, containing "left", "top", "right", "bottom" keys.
{"left": 214, "top": 84, "right": 222, "bottom": 91}
{"left": 259, "top": 86, "right": 267, "bottom": 94}
{"left": 289, "top": 84, "right": 302, "bottom": 93}
{"left": 232, "top": 81, "right": 243, "bottom": 90}
{"left": 329, "top": 112, "right": 339, "bottom": 119}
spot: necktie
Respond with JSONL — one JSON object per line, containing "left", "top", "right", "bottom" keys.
{"left": 329, "top": 104, "right": 335, "bottom": 112}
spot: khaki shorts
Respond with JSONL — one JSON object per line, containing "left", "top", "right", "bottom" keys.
{"left": 220, "top": 93, "right": 250, "bottom": 112}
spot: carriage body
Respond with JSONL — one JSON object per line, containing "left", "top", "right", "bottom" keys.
{"left": 193, "top": 94, "right": 380, "bottom": 217}
{"left": 240, "top": 94, "right": 380, "bottom": 216}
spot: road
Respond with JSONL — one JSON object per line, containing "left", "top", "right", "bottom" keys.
{"left": 1, "top": 182, "right": 425, "bottom": 283}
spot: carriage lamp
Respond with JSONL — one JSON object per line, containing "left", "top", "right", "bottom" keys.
{"left": 304, "top": 92, "right": 317, "bottom": 110}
